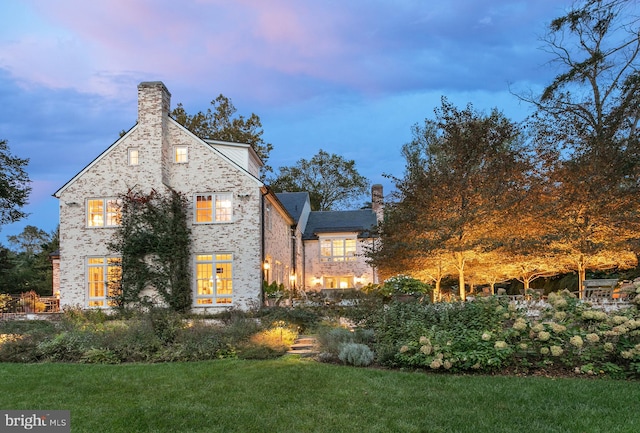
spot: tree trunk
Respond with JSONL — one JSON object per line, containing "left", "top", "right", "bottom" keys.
{"left": 433, "top": 278, "right": 442, "bottom": 302}
{"left": 577, "top": 257, "right": 586, "bottom": 299}
{"left": 455, "top": 252, "right": 466, "bottom": 301}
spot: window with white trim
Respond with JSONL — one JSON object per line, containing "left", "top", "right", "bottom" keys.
{"left": 320, "top": 238, "right": 357, "bottom": 262}
{"left": 128, "top": 148, "right": 139, "bottom": 166}
{"left": 195, "top": 193, "right": 232, "bottom": 223}
{"left": 324, "top": 276, "right": 354, "bottom": 289}
{"left": 174, "top": 146, "right": 188, "bottom": 163}
{"left": 87, "top": 198, "right": 121, "bottom": 227}
{"left": 87, "top": 257, "right": 121, "bottom": 307}
{"left": 195, "top": 254, "right": 233, "bottom": 305}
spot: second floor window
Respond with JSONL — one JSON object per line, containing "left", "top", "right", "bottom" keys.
{"left": 195, "top": 193, "right": 232, "bottom": 223}
{"left": 87, "top": 198, "right": 121, "bottom": 227}
{"left": 174, "top": 146, "right": 188, "bottom": 163}
{"left": 128, "top": 148, "right": 139, "bottom": 166}
{"left": 320, "top": 238, "right": 357, "bottom": 262}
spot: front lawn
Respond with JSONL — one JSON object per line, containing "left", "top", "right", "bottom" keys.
{"left": 0, "top": 357, "right": 638, "bottom": 433}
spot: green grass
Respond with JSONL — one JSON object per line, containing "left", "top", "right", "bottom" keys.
{"left": 0, "top": 357, "right": 638, "bottom": 432}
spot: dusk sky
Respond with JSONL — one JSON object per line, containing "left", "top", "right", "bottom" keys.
{"left": 1, "top": 0, "right": 575, "bottom": 243}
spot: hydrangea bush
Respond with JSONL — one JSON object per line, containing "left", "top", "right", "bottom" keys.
{"left": 370, "top": 287, "right": 640, "bottom": 378}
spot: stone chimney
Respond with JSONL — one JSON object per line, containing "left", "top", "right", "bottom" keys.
{"left": 137, "top": 81, "right": 171, "bottom": 126}
{"left": 137, "top": 81, "right": 172, "bottom": 185}
{"left": 372, "top": 184, "right": 383, "bottom": 222}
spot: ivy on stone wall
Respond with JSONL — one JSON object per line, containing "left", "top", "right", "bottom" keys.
{"left": 108, "top": 189, "right": 192, "bottom": 312}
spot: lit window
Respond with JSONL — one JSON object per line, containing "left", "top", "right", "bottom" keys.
{"left": 87, "top": 198, "right": 121, "bottom": 227}
{"left": 195, "top": 254, "right": 233, "bottom": 305}
{"left": 87, "top": 257, "right": 121, "bottom": 307}
{"left": 128, "top": 148, "right": 139, "bottom": 166}
{"left": 324, "top": 276, "right": 353, "bottom": 289}
{"left": 175, "top": 146, "right": 188, "bottom": 163}
{"left": 320, "top": 238, "right": 357, "bottom": 262}
{"left": 195, "top": 193, "right": 232, "bottom": 223}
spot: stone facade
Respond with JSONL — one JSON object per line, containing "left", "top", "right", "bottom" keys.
{"left": 53, "top": 81, "right": 381, "bottom": 311}
{"left": 263, "top": 194, "right": 295, "bottom": 288}
{"left": 304, "top": 235, "right": 378, "bottom": 291}
{"left": 55, "top": 82, "right": 270, "bottom": 311}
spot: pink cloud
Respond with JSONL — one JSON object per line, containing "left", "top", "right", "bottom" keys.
{"left": 7, "top": 0, "right": 364, "bottom": 99}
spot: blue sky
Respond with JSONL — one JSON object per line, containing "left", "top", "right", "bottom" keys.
{"left": 0, "top": 0, "right": 573, "bottom": 243}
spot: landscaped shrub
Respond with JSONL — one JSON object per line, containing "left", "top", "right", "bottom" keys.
{"left": 0, "top": 293, "right": 12, "bottom": 311}
{"left": 80, "top": 348, "right": 120, "bottom": 364}
{"left": 316, "top": 326, "right": 375, "bottom": 362}
{"left": 37, "top": 330, "right": 99, "bottom": 362}
{"left": 60, "top": 306, "right": 109, "bottom": 330}
{"left": 368, "top": 288, "right": 640, "bottom": 377}
{"left": 0, "top": 334, "right": 40, "bottom": 362}
{"left": 338, "top": 291, "right": 385, "bottom": 326}
{"left": 237, "top": 321, "right": 298, "bottom": 360}
{"left": 218, "top": 315, "right": 261, "bottom": 343}
{"left": 338, "top": 343, "right": 375, "bottom": 367}
{"left": 154, "top": 323, "right": 233, "bottom": 362}
{"left": 378, "top": 275, "right": 431, "bottom": 301}
{"left": 367, "top": 297, "right": 512, "bottom": 367}
{"left": 257, "top": 305, "right": 321, "bottom": 333}
{"left": 147, "top": 307, "right": 185, "bottom": 343}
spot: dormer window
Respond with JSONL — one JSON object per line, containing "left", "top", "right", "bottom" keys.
{"left": 128, "top": 148, "right": 139, "bottom": 166}
{"left": 174, "top": 146, "right": 188, "bottom": 163}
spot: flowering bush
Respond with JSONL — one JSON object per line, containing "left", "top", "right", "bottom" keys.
{"left": 369, "top": 289, "right": 640, "bottom": 378}
{"left": 379, "top": 275, "right": 431, "bottom": 297}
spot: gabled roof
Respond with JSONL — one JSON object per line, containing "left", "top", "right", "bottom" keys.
{"left": 275, "top": 192, "right": 309, "bottom": 224}
{"left": 53, "top": 125, "right": 137, "bottom": 198}
{"left": 53, "top": 118, "right": 263, "bottom": 198}
{"left": 303, "top": 209, "right": 378, "bottom": 240}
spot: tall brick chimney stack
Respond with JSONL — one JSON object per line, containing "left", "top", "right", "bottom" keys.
{"left": 137, "top": 81, "right": 171, "bottom": 126}
{"left": 137, "top": 81, "right": 172, "bottom": 185}
{"left": 372, "top": 184, "right": 383, "bottom": 222}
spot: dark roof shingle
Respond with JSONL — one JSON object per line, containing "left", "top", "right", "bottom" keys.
{"left": 303, "top": 209, "right": 377, "bottom": 240}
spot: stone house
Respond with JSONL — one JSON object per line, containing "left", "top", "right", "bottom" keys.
{"left": 53, "top": 81, "right": 380, "bottom": 311}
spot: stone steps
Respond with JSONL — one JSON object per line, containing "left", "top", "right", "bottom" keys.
{"left": 287, "top": 335, "right": 318, "bottom": 357}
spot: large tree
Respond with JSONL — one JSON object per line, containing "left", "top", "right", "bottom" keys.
{"left": 372, "top": 99, "right": 533, "bottom": 300}
{"left": 523, "top": 0, "right": 640, "bottom": 293}
{"left": 7, "top": 225, "right": 49, "bottom": 257}
{"left": 268, "top": 149, "right": 370, "bottom": 211}
{"left": 171, "top": 95, "right": 273, "bottom": 176}
{"left": 0, "top": 139, "right": 30, "bottom": 227}
{"left": 0, "top": 225, "right": 58, "bottom": 295}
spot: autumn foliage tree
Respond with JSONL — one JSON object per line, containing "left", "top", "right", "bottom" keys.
{"left": 525, "top": 0, "right": 640, "bottom": 292}
{"left": 373, "top": 99, "right": 534, "bottom": 300}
